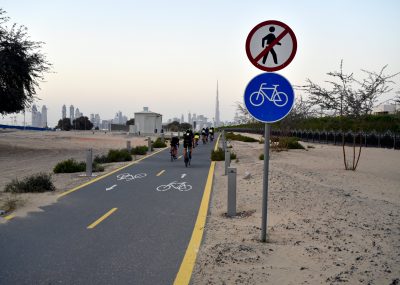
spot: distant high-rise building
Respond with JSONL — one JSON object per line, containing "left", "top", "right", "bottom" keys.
{"left": 41, "top": 105, "right": 47, "bottom": 128}
{"left": 188, "top": 112, "right": 192, "bottom": 125}
{"left": 62, "top": 104, "right": 66, "bottom": 119}
{"left": 90, "top": 114, "right": 95, "bottom": 122}
{"left": 181, "top": 114, "right": 184, "bottom": 124}
{"left": 75, "top": 108, "right": 81, "bottom": 119}
{"left": 215, "top": 81, "right": 220, "bottom": 127}
{"left": 70, "top": 105, "right": 75, "bottom": 123}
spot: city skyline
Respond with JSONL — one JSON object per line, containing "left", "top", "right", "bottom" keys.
{"left": 1, "top": 0, "right": 399, "bottom": 127}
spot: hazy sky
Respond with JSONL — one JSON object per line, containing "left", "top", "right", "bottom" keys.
{"left": 1, "top": 0, "right": 400, "bottom": 127}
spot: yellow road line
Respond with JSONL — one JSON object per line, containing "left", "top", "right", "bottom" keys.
{"left": 4, "top": 214, "right": 15, "bottom": 221}
{"left": 87, "top": 208, "right": 118, "bottom": 229}
{"left": 173, "top": 161, "right": 216, "bottom": 285}
{"left": 58, "top": 147, "right": 167, "bottom": 198}
{"left": 214, "top": 134, "right": 221, "bottom": 151}
{"left": 156, "top": 170, "right": 165, "bottom": 176}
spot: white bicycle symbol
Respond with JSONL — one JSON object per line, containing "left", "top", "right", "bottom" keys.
{"left": 249, "top": 83, "right": 288, "bottom": 107}
{"left": 117, "top": 173, "right": 147, "bottom": 182}
{"left": 156, "top": 181, "right": 192, "bottom": 192}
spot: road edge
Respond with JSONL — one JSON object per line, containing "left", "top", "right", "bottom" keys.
{"left": 173, "top": 134, "right": 220, "bottom": 285}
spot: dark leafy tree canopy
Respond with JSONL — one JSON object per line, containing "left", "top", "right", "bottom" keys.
{"left": 56, "top": 118, "right": 72, "bottom": 131}
{"left": 73, "top": 116, "right": 93, "bottom": 130}
{"left": 0, "top": 9, "right": 51, "bottom": 115}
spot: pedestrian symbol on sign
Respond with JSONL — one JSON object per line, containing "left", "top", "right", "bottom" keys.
{"left": 262, "top": 26, "right": 281, "bottom": 65}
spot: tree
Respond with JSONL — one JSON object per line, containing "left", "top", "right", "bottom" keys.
{"left": 235, "top": 101, "right": 257, "bottom": 124}
{"left": 56, "top": 118, "right": 72, "bottom": 131}
{"left": 300, "top": 61, "right": 399, "bottom": 170}
{"left": 72, "top": 116, "right": 93, "bottom": 130}
{"left": 0, "top": 9, "right": 51, "bottom": 115}
{"left": 166, "top": 121, "right": 180, "bottom": 132}
{"left": 179, "top": 123, "right": 192, "bottom": 131}
{"left": 126, "top": 118, "right": 135, "bottom": 126}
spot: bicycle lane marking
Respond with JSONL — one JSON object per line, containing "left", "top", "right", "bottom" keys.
{"left": 57, "top": 147, "right": 167, "bottom": 199}
{"left": 173, "top": 134, "right": 220, "bottom": 285}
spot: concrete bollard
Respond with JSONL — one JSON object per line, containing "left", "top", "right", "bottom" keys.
{"left": 225, "top": 149, "right": 230, "bottom": 175}
{"left": 148, "top": 137, "right": 152, "bottom": 152}
{"left": 86, "top": 148, "right": 93, "bottom": 177}
{"left": 126, "top": 141, "right": 131, "bottom": 153}
{"left": 227, "top": 167, "right": 237, "bottom": 217}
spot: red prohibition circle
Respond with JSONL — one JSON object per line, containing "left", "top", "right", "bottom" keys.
{"left": 245, "top": 20, "right": 297, "bottom": 72}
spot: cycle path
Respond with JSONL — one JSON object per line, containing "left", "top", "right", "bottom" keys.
{"left": 0, "top": 139, "right": 217, "bottom": 284}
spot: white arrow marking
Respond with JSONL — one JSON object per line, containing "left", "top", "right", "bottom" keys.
{"left": 181, "top": 174, "right": 186, "bottom": 179}
{"left": 106, "top": 184, "right": 117, "bottom": 191}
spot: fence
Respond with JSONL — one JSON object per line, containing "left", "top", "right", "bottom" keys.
{"left": 222, "top": 128, "right": 400, "bottom": 150}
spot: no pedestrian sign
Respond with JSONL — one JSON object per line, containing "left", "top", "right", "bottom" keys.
{"left": 246, "top": 20, "right": 297, "bottom": 72}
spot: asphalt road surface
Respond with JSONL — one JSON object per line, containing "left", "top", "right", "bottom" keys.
{"left": 0, "top": 138, "right": 217, "bottom": 285}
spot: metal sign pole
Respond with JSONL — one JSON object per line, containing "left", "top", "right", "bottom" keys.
{"left": 261, "top": 123, "right": 270, "bottom": 242}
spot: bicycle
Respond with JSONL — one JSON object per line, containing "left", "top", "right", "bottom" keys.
{"left": 170, "top": 145, "right": 178, "bottom": 162}
{"left": 249, "top": 83, "right": 288, "bottom": 107}
{"left": 116, "top": 173, "right": 147, "bottom": 181}
{"left": 156, "top": 181, "right": 192, "bottom": 192}
{"left": 183, "top": 145, "right": 191, "bottom": 167}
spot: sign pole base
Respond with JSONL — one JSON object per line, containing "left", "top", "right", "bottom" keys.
{"left": 261, "top": 123, "right": 270, "bottom": 242}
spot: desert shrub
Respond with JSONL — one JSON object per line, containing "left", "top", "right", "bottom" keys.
{"left": 211, "top": 148, "right": 225, "bottom": 161}
{"left": 307, "top": 145, "right": 315, "bottom": 149}
{"left": 4, "top": 173, "right": 55, "bottom": 193}
{"left": 54, "top": 159, "right": 105, "bottom": 173}
{"left": 131, "top": 145, "right": 148, "bottom": 155}
{"left": 92, "top": 163, "right": 105, "bottom": 172}
{"left": 152, "top": 138, "right": 167, "bottom": 148}
{"left": 259, "top": 154, "right": 264, "bottom": 160}
{"left": 0, "top": 196, "right": 19, "bottom": 213}
{"left": 211, "top": 148, "right": 236, "bottom": 161}
{"left": 54, "top": 159, "right": 85, "bottom": 173}
{"left": 280, "top": 137, "right": 305, "bottom": 149}
{"left": 107, "top": 149, "right": 132, "bottom": 162}
{"left": 94, "top": 154, "right": 108, "bottom": 164}
{"left": 225, "top": 132, "right": 259, "bottom": 142}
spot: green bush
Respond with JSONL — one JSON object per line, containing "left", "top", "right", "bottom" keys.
{"left": 280, "top": 137, "right": 305, "bottom": 149}
{"left": 107, "top": 149, "right": 132, "bottom": 162}
{"left": 94, "top": 154, "right": 108, "bottom": 164}
{"left": 54, "top": 158, "right": 105, "bottom": 173}
{"left": 54, "top": 159, "right": 85, "bottom": 173}
{"left": 225, "top": 132, "right": 259, "bottom": 142}
{"left": 131, "top": 145, "right": 148, "bottom": 155}
{"left": 152, "top": 138, "right": 167, "bottom": 148}
{"left": 211, "top": 148, "right": 237, "bottom": 161}
{"left": 4, "top": 173, "right": 55, "bottom": 193}
{"left": 211, "top": 148, "right": 225, "bottom": 161}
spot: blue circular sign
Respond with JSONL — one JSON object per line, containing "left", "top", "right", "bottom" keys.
{"left": 244, "top": 73, "right": 295, "bottom": 123}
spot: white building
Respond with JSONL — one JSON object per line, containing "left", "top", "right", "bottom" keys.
{"left": 62, "top": 105, "right": 66, "bottom": 119}
{"left": 134, "top": 107, "right": 162, "bottom": 134}
{"left": 41, "top": 105, "right": 47, "bottom": 128}
{"left": 70, "top": 105, "right": 75, "bottom": 123}
{"left": 373, "top": 104, "right": 397, "bottom": 114}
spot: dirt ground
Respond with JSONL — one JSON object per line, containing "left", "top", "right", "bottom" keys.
{"left": 192, "top": 135, "right": 400, "bottom": 285}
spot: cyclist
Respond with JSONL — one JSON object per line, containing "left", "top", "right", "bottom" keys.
{"left": 183, "top": 129, "right": 194, "bottom": 166}
{"left": 205, "top": 127, "right": 210, "bottom": 142}
{"left": 194, "top": 131, "right": 200, "bottom": 146}
{"left": 201, "top": 128, "right": 207, "bottom": 144}
{"left": 209, "top": 127, "right": 214, "bottom": 141}
{"left": 170, "top": 135, "right": 179, "bottom": 159}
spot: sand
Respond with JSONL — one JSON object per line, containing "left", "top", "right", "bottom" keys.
{"left": 192, "top": 135, "right": 400, "bottom": 285}
{"left": 0, "top": 130, "right": 151, "bottom": 220}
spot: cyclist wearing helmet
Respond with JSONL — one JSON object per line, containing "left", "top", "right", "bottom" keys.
{"left": 201, "top": 128, "right": 207, "bottom": 144}
{"left": 193, "top": 131, "right": 200, "bottom": 146}
{"left": 183, "top": 129, "right": 194, "bottom": 165}
{"left": 209, "top": 127, "right": 214, "bottom": 141}
{"left": 170, "top": 135, "right": 179, "bottom": 159}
